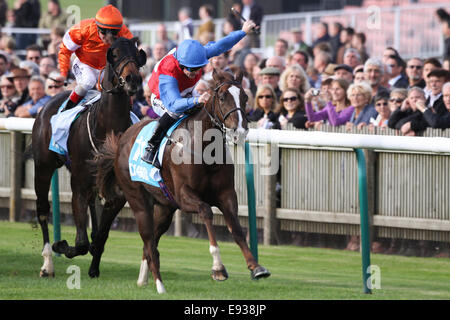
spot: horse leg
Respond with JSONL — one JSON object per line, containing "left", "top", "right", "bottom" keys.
{"left": 123, "top": 185, "right": 165, "bottom": 293}
{"left": 178, "top": 185, "right": 228, "bottom": 281}
{"left": 217, "top": 189, "right": 270, "bottom": 280}
{"left": 137, "top": 203, "right": 175, "bottom": 287}
{"left": 52, "top": 186, "right": 90, "bottom": 258}
{"left": 88, "top": 195, "right": 99, "bottom": 242}
{"left": 88, "top": 195, "right": 126, "bottom": 278}
{"left": 34, "top": 164, "right": 57, "bottom": 277}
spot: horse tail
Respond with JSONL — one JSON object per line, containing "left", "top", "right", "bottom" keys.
{"left": 94, "top": 133, "right": 122, "bottom": 202}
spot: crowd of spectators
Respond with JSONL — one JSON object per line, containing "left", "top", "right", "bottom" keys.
{"left": 0, "top": 0, "right": 70, "bottom": 117}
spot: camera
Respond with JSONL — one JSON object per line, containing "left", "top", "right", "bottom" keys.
{"left": 5, "top": 100, "right": 17, "bottom": 113}
{"left": 312, "top": 89, "right": 320, "bottom": 96}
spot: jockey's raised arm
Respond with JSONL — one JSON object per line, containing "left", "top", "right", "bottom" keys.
{"left": 141, "top": 19, "right": 257, "bottom": 168}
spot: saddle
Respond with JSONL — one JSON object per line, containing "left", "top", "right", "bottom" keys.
{"left": 128, "top": 115, "right": 188, "bottom": 188}
{"left": 49, "top": 91, "right": 140, "bottom": 156}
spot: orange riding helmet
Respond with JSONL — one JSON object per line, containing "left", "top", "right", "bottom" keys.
{"left": 95, "top": 5, "right": 123, "bottom": 30}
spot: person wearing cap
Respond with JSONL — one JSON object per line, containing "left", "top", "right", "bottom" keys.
{"left": 259, "top": 66, "right": 282, "bottom": 99}
{"left": 4, "top": 67, "right": 31, "bottom": 117}
{"left": 334, "top": 64, "right": 353, "bottom": 84}
{"left": 141, "top": 19, "right": 257, "bottom": 167}
{"left": 58, "top": 5, "right": 133, "bottom": 110}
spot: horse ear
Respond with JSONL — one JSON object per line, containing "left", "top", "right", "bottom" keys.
{"left": 212, "top": 68, "right": 223, "bottom": 83}
{"left": 131, "top": 37, "right": 140, "bottom": 46}
{"left": 234, "top": 68, "right": 244, "bottom": 83}
{"left": 137, "top": 49, "right": 147, "bottom": 67}
{"left": 107, "top": 48, "right": 114, "bottom": 65}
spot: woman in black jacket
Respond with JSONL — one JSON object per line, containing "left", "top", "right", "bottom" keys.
{"left": 276, "top": 87, "right": 307, "bottom": 129}
{"left": 247, "top": 83, "right": 280, "bottom": 129}
{"left": 388, "top": 87, "right": 428, "bottom": 135}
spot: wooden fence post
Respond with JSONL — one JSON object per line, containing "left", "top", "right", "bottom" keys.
{"left": 263, "top": 143, "right": 278, "bottom": 245}
{"left": 9, "top": 131, "right": 23, "bottom": 222}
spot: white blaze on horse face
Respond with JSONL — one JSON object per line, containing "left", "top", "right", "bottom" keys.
{"left": 137, "top": 259, "right": 149, "bottom": 287}
{"left": 227, "top": 85, "right": 247, "bottom": 144}
{"left": 209, "top": 245, "right": 224, "bottom": 271}
{"left": 227, "top": 86, "right": 244, "bottom": 131}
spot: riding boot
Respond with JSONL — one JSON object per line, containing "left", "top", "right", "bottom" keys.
{"left": 141, "top": 113, "right": 178, "bottom": 168}
{"left": 63, "top": 91, "right": 84, "bottom": 112}
{"left": 63, "top": 99, "right": 77, "bottom": 111}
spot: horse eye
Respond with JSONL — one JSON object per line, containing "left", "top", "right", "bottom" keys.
{"left": 219, "top": 95, "right": 225, "bottom": 102}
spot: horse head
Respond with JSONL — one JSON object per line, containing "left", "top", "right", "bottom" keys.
{"left": 209, "top": 67, "right": 249, "bottom": 144}
{"left": 103, "top": 37, "right": 147, "bottom": 96}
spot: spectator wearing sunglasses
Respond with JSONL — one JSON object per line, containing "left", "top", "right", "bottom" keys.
{"left": 45, "top": 71, "right": 65, "bottom": 96}
{"left": 406, "top": 58, "right": 425, "bottom": 89}
{"left": 370, "top": 92, "right": 391, "bottom": 128}
{"left": 388, "top": 88, "right": 407, "bottom": 113}
{"left": 386, "top": 54, "right": 408, "bottom": 89}
{"left": 0, "top": 75, "right": 20, "bottom": 115}
{"left": 248, "top": 84, "right": 280, "bottom": 129}
{"left": 276, "top": 88, "right": 307, "bottom": 129}
{"left": 58, "top": 5, "right": 133, "bottom": 111}
{"left": 26, "top": 44, "right": 43, "bottom": 66}
{"left": 141, "top": 19, "right": 257, "bottom": 167}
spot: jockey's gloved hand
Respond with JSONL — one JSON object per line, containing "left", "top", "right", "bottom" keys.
{"left": 184, "top": 105, "right": 202, "bottom": 115}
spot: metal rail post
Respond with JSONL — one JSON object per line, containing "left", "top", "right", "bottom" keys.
{"left": 244, "top": 141, "right": 258, "bottom": 262}
{"left": 354, "top": 148, "right": 372, "bottom": 294}
{"left": 51, "top": 170, "right": 61, "bottom": 256}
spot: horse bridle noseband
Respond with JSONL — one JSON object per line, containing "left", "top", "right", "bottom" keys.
{"left": 100, "top": 56, "right": 139, "bottom": 93}
{"left": 204, "top": 81, "right": 248, "bottom": 134}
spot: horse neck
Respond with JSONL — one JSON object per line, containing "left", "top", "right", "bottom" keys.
{"left": 94, "top": 89, "right": 131, "bottom": 134}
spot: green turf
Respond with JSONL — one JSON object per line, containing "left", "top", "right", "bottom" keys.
{"left": 0, "top": 221, "right": 449, "bottom": 300}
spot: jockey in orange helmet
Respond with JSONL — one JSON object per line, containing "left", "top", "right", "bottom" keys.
{"left": 58, "top": 5, "right": 133, "bottom": 110}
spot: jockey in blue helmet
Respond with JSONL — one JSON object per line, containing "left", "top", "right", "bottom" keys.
{"left": 142, "top": 19, "right": 257, "bottom": 168}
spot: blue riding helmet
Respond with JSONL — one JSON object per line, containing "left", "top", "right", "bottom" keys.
{"left": 174, "top": 39, "right": 209, "bottom": 68}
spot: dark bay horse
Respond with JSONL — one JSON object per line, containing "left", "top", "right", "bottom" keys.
{"left": 32, "top": 37, "right": 146, "bottom": 277}
{"left": 95, "top": 68, "right": 270, "bottom": 293}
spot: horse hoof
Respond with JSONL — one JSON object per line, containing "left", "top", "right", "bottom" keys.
{"left": 52, "top": 240, "right": 69, "bottom": 254}
{"left": 156, "top": 279, "right": 166, "bottom": 294}
{"left": 251, "top": 266, "right": 271, "bottom": 280}
{"left": 88, "top": 268, "right": 100, "bottom": 278}
{"left": 211, "top": 267, "right": 229, "bottom": 281}
{"left": 40, "top": 269, "right": 55, "bottom": 278}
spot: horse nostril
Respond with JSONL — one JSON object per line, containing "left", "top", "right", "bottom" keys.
{"left": 126, "top": 75, "right": 132, "bottom": 82}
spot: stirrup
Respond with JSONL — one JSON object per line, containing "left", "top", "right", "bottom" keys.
{"left": 141, "top": 145, "right": 161, "bottom": 169}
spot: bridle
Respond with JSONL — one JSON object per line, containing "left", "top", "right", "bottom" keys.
{"left": 203, "top": 81, "right": 248, "bottom": 134}
{"left": 100, "top": 55, "right": 139, "bottom": 94}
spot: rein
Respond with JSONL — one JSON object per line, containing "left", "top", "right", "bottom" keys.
{"left": 100, "top": 57, "right": 138, "bottom": 93}
{"left": 89, "top": 54, "right": 140, "bottom": 152}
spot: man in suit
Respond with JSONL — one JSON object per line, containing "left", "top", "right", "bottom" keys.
{"left": 241, "top": 0, "right": 263, "bottom": 48}
{"left": 425, "top": 68, "right": 450, "bottom": 114}
{"left": 386, "top": 54, "right": 408, "bottom": 89}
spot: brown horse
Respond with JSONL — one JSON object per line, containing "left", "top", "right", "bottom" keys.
{"left": 95, "top": 68, "right": 270, "bottom": 293}
{"left": 32, "top": 37, "right": 146, "bottom": 277}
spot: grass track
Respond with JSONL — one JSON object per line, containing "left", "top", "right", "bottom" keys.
{"left": 0, "top": 221, "right": 449, "bottom": 300}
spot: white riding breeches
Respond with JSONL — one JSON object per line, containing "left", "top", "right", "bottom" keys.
{"left": 72, "top": 57, "right": 101, "bottom": 96}
{"left": 151, "top": 94, "right": 183, "bottom": 119}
